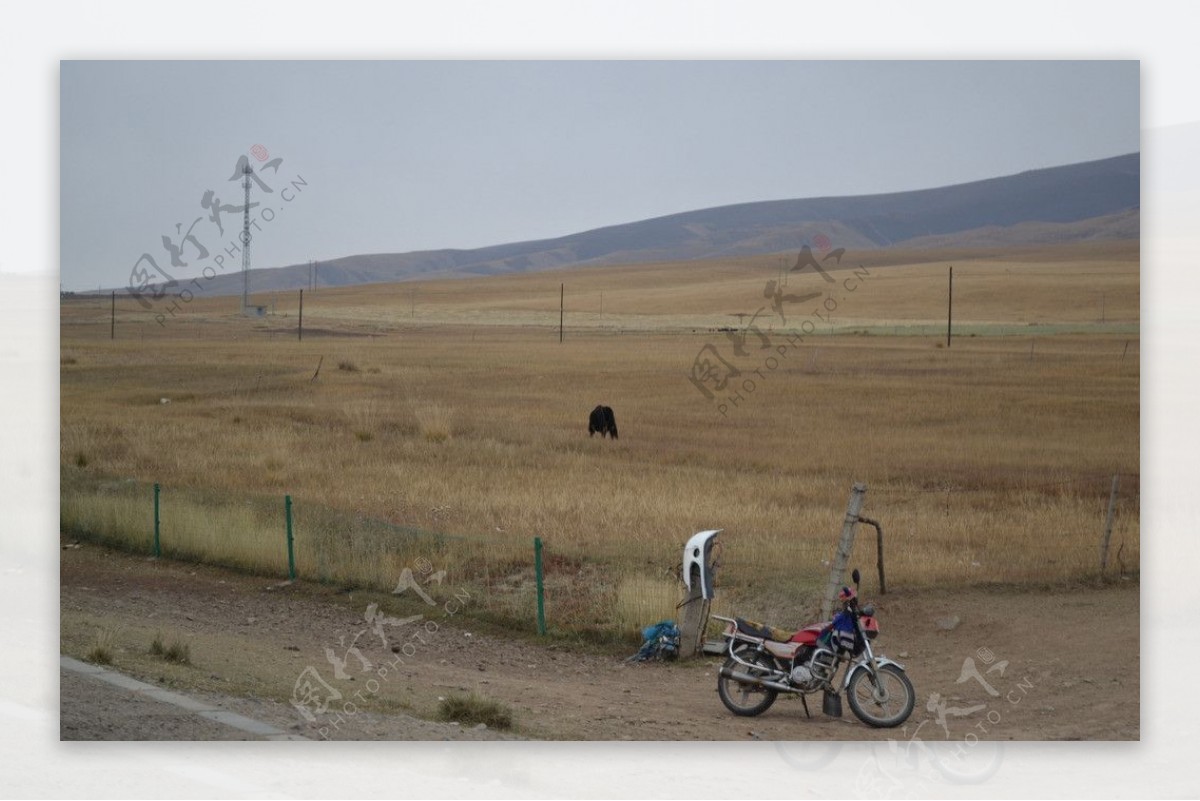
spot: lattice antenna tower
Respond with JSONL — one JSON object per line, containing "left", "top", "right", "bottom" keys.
{"left": 241, "top": 163, "right": 253, "bottom": 314}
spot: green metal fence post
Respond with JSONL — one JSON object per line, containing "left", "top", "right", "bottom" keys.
{"left": 534, "top": 536, "right": 546, "bottom": 635}
{"left": 153, "top": 483, "right": 161, "bottom": 557}
{"left": 285, "top": 494, "right": 296, "bottom": 581}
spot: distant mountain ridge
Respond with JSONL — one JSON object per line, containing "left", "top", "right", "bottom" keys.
{"left": 202, "top": 152, "right": 1140, "bottom": 296}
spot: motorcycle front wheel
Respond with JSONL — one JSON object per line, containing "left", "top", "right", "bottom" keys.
{"left": 717, "top": 648, "right": 779, "bottom": 717}
{"left": 846, "top": 664, "right": 915, "bottom": 728}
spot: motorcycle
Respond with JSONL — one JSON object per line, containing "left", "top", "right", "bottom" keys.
{"left": 712, "top": 568, "right": 915, "bottom": 728}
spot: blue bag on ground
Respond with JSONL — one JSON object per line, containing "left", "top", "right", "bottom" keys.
{"left": 629, "top": 620, "right": 681, "bottom": 661}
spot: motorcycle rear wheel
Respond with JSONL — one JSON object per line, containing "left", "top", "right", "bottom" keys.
{"left": 717, "top": 648, "right": 779, "bottom": 717}
{"left": 846, "top": 664, "right": 915, "bottom": 728}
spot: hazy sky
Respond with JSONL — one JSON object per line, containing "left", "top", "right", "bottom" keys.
{"left": 60, "top": 60, "right": 1139, "bottom": 291}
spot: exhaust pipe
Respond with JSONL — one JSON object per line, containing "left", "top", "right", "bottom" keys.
{"left": 719, "top": 665, "right": 793, "bottom": 693}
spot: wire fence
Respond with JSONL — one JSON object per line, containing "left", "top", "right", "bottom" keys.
{"left": 60, "top": 471, "right": 1139, "bottom": 643}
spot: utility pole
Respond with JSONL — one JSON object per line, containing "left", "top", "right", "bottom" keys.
{"left": 240, "top": 163, "right": 253, "bottom": 315}
{"left": 946, "top": 266, "right": 953, "bottom": 348}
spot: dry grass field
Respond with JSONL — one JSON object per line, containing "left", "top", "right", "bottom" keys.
{"left": 60, "top": 242, "right": 1139, "bottom": 637}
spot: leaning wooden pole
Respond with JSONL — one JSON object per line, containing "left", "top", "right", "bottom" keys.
{"left": 821, "top": 483, "right": 867, "bottom": 621}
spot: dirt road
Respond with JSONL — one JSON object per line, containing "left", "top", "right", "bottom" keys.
{"left": 60, "top": 541, "right": 1138, "bottom": 741}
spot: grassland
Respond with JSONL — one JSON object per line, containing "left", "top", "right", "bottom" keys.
{"left": 60, "top": 242, "right": 1139, "bottom": 636}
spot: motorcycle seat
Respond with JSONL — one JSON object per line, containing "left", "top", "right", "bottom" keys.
{"left": 734, "top": 617, "right": 793, "bottom": 642}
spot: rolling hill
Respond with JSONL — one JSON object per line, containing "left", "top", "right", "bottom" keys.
{"left": 201, "top": 152, "right": 1139, "bottom": 297}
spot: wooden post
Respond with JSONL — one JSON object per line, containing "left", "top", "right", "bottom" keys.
{"left": 946, "top": 266, "right": 953, "bottom": 348}
{"left": 152, "top": 482, "right": 160, "bottom": 558}
{"left": 821, "top": 483, "right": 867, "bottom": 620}
{"left": 1099, "top": 474, "right": 1120, "bottom": 574}
{"left": 559, "top": 284, "right": 564, "bottom": 343}
{"left": 679, "top": 566, "right": 711, "bottom": 659}
{"left": 858, "top": 515, "right": 886, "bottom": 595}
{"left": 110, "top": 291, "right": 115, "bottom": 340}
{"left": 298, "top": 289, "right": 303, "bottom": 341}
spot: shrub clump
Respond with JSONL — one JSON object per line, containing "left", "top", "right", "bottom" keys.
{"left": 436, "top": 692, "right": 513, "bottom": 730}
{"left": 415, "top": 404, "right": 453, "bottom": 443}
{"left": 86, "top": 628, "right": 118, "bottom": 665}
{"left": 150, "top": 632, "right": 191, "bottom": 664}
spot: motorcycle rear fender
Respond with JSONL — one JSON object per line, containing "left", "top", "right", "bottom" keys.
{"left": 725, "top": 634, "right": 791, "bottom": 663}
{"left": 842, "top": 656, "right": 906, "bottom": 690}
{"left": 762, "top": 640, "right": 802, "bottom": 660}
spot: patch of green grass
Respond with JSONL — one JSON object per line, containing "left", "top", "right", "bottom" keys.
{"left": 436, "top": 692, "right": 513, "bottom": 730}
{"left": 354, "top": 430, "right": 374, "bottom": 442}
{"left": 337, "top": 360, "right": 360, "bottom": 372}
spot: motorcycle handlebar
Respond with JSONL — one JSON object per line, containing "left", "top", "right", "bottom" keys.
{"left": 842, "top": 599, "right": 875, "bottom": 618}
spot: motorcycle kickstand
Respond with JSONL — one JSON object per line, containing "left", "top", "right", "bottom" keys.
{"left": 801, "top": 695, "right": 811, "bottom": 719}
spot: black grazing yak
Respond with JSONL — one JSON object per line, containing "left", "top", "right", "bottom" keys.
{"left": 588, "top": 405, "right": 618, "bottom": 439}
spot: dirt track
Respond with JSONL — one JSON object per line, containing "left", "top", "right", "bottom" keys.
{"left": 60, "top": 541, "right": 1138, "bottom": 741}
